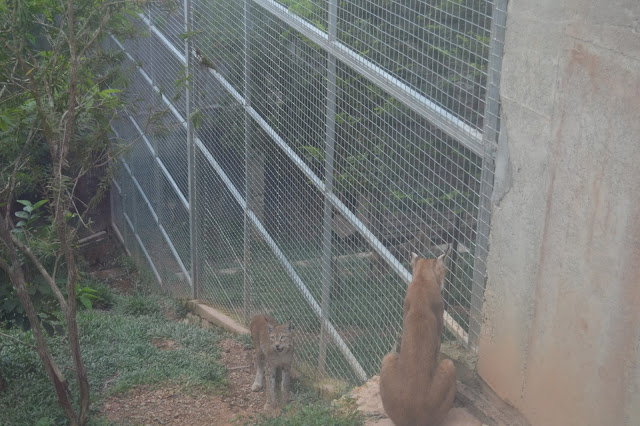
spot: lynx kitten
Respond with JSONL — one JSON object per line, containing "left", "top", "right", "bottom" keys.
{"left": 249, "top": 315, "right": 294, "bottom": 411}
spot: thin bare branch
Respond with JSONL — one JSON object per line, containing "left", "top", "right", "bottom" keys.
{"left": 52, "top": 253, "right": 63, "bottom": 282}
{"left": 0, "top": 59, "right": 19, "bottom": 100}
{"left": 0, "top": 331, "right": 38, "bottom": 350}
{"left": 78, "top": 13, "right": 112, "bottom": 58}
{"left": 10, "top": 234, "right": 68, "bottom": 312}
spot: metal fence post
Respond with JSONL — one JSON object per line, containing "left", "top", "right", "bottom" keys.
{"left": 318, "top": 0, "right": 339, "bottom": 377}
{"left": 185, "top": 0, "right": 198, "bottom": 299}
{"left": 243, "top": 0, "right": 252, "bottom": 323}
{"left": 469, "top": 0, "right": 507, "bottom": 351}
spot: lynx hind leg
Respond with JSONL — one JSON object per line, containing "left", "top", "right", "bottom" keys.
{"left": 251, "top": 349, "right": 265, "bottom": 392}
{"left": 429, "top": 358, "right": 457, "bottom": 423}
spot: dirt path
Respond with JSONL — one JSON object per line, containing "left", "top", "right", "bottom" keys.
{"left": 101, "top": 339, "right": 265, "bottom": 425}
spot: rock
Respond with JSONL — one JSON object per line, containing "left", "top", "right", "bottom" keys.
{"left": 341, "top": 375, "right": 484, "bottom": 426}
{"left": 441, "top": 407, "right": 483, "bottom": 426}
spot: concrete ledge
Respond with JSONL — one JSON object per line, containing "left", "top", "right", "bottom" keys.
{"left": 185, "top": 300, "right": 249, "bottom": 335}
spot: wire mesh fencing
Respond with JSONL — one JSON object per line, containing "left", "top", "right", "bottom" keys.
{"left": 109, "top": 0, "right": 506, "bottom": 385}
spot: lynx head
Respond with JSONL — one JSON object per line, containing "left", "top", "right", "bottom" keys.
{"left": 267, "top": 319, "right": 293, "bottom": 354}
{"left": 410, "top": 245, "right": 451, "bottom": 290}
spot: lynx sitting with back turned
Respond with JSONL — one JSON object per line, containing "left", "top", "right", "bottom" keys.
{"left": 249, "top": 315, "right": 294, "bottom": 411}
{"left": 379, "top": 247, "right": 456, "bottom": 426}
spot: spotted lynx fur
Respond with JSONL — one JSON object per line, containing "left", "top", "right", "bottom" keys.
{"left": 379, "top": 247, "right": 456, "bottom": 426}
{"left": 249, "top": 315, "right": 294, "bottom": 411}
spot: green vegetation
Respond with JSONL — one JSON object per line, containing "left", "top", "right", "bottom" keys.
{"left": 276, "top": 0, "right": 491, "bottom": 128}
{"left": 0, "top": 0, "right": 141, "bottom": 421}
{"left": 0, "top": 290, "right": 226, "bottom": 425}
{"left": 236, "top": 332, "right": 255, "bottom": 350}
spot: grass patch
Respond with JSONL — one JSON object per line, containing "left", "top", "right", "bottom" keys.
{"left": 111, "top": 292, "right": 163, "bottom": 316}
{"left": 248, "top": 402, "right": 363, "bottom": 426}
{"left": 236, "top": 332, "right": 254, "bottom": 350}
{"left": 0, "top": 293, "right": 226, "bottom": 425}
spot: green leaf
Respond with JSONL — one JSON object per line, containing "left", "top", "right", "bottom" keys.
{"left": 0, "top": 114, "right": 13, "bottom": 131}
{"left": 178, "top": 29, "right": 203, "bottom": 41}
{"left": 80, "top": 288, "right": 99, "bottom": 297}
{"left": 32, "top": 199, "right": 48, "bottom": 209}
{"left": 15, "top": 211, "right": 30, "bottom": 219}
{"left": 189, "top": 108, "right": 203, "bottom": 130}
{"left": 36, "top": 417, "right": 53, "bottom": 426}
{"left": 80, "top": 296, "right": 93, "bottom": 310}
{"left": 300, "top": 145, "right": 324, "bottom": 163}
{"left": 16, "top": 200, "right": 32, "bottom": 207}
{"left": 98, "top": 88, "right": 121, "bottom": 96}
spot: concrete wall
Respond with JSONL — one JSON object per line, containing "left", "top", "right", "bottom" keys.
{"left": 477, "top": 1, "right": 640, "bottom": 425}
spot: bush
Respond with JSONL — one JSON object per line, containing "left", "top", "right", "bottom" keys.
{"left": 80, "top": 281, "right": 116, "bottom": 311}
{"left": 0, "top": 275, "right": 57, "bottom": 332}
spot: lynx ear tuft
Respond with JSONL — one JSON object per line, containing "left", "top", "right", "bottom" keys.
{"left": 285, "top": 320, "right": 292, "bottom": 331}
{"left": 437, "top": 245, "right": 452, "bottom": 263}
{"left": 410, "top": 252, "right": 419, "bottom": 269}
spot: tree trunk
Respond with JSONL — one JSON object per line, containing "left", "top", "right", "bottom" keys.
{"left": 57, "top": 1, "right": 90, "bottom": 419}
{"left": 65, "top": 306, "right": 90, "bottom": 424}
{"left": 14, "top": 277, "right": 77, "bottom": 422}
{"left": 51, "top": 164, "right": 90, "bottom": 425}
{"left": 0, "top": 216, "right": 79, "bottom": 424}
{"left": 62, "top": 256, "right": 90, "bottom": 425}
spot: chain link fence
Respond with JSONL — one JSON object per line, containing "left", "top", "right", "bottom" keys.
{"left": 108, "top": 0, "right": 506, "bottom": 385}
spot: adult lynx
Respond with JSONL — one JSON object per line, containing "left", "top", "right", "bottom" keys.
{"left": 379, "top": 248, "right": 456, "bottom": 426}
{"left": 249, "top": 315, "right": 294, "bottom": 411}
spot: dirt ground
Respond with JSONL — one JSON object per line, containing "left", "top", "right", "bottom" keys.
{"left": 100, "top": 338, "right": 266, "bottom": 425}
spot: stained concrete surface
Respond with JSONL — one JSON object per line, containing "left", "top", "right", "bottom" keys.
{"left": 478, "top": 0, "right": 640, "bottom": 424}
